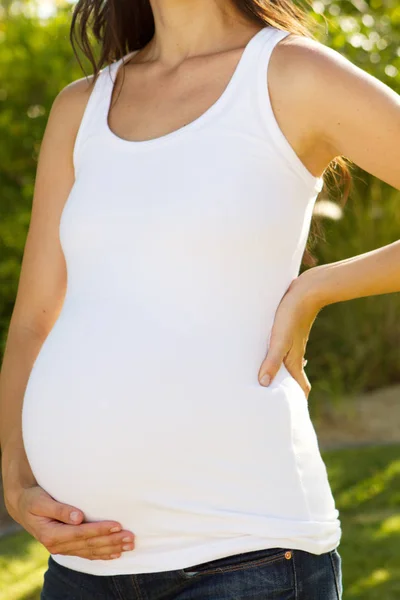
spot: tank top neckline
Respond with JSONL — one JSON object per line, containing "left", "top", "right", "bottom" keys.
{"left": 103, "top": 25, "right": 274, "bottom": 150}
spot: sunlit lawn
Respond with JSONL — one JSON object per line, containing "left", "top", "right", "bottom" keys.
{"left": 1, "top": 443, "right": 399, "bottom": 600}
{"left": 0, "top": 529, "right": 48, "bottom": 600}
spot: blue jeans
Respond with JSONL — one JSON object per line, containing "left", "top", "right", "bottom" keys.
{"left": 41, "top": 546, "right": 343, "bottom": 599}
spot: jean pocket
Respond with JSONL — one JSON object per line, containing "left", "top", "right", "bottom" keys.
{"left": 329, "top": 549, "right": 343, "bottom": 599}
{"left": 179, "top": 547, "right": 293, "bottom": 578}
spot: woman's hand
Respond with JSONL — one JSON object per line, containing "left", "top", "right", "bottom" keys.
{"left": 258, "top": 270, "right": 324, "bottom": 398}
{"left": 5, "top": 484, "right": 135, "bottom": 560}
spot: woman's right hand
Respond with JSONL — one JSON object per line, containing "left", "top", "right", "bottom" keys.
{"left": 6, "top": 484, "right": 135, "bottom": 560}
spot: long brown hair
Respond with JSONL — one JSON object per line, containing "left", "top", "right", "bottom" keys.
{"left": 70, "top": 0, "right": 353, "bottom": 268}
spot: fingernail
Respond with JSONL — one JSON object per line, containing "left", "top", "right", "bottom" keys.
{"left": 70, "top": 511, "right": 80, "bottom": 522}
{"left": 110, "top": 526, "right": 121, "bottom": 533}
{"left": 260, "top": 374, "right": 271, "bottom": 386}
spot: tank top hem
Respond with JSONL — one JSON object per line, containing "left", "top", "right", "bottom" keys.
{"left": 51, "top": 528, "right": 342, "bottom": 576}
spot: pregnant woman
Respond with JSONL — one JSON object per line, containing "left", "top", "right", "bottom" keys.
{"left": 1, "top": 0, "right": 399, "bottom": 597}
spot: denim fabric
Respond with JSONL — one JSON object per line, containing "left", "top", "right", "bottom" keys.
{"left": 41, "top": 546, "right": 343, "bottom": 599}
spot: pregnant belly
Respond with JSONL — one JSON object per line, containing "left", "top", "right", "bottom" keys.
{"left": 21, "top": 313, "right": 335, "bottom": 538}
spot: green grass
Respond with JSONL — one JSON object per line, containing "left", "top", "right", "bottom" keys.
{"left": 1, "top": 443, "right": 399, "bottom": 599}
{"left": 0, "top": 529, "right": 49, "bottom": 600}
{"left": 323, "top": 443, "right": 400, "bottom": 599}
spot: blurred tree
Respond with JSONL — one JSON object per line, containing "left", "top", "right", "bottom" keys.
{"left": 305, "top": 0, "right": 400, "bottom": 407}
{"left": 0, "top": 2, "right": 90, "bottom": 352}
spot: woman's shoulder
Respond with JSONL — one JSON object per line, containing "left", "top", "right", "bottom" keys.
{"left": 50, "top": 62, "right": 115, "bottom": 141}
{"left": 51, "top": 71, "right": 100, "bottom": 130}
{"left": 265, "top": 30, "right": 357, "bottom": 173}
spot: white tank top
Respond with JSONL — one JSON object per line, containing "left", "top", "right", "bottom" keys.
{"left": 22, "top": 24, "right": 341, "bottom": 576}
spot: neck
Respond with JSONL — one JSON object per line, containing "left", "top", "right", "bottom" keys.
{"left": 141, "top": 0, "right": 260, "bottom": 67}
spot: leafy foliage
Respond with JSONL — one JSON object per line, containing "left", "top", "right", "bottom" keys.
{"left": 302, "top": 0, "right": 400, "bottom": 405}
{"left": 0, "top": 4, "right": 90, "bottom": 349}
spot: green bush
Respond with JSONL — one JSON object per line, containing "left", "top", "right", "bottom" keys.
{"left": 0, "top": 4, "right": 88, "bottom": 349}
{"left": 304, "top": 0, "right": 400, "bottom": 407}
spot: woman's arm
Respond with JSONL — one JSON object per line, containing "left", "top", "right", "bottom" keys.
{"left": 0, "top": 83, "right": 77, "bottom": 497}
{"left": 292, "top": 35, "right": 400, "bottom": 302}
{"left": 258, "top": 37, "right": 400, "bottom": 389}
{"left": 0, "top": 76, "right": 135, "bottom": 559}
{"left": 297, "top": 240, "right": 400, "bottom": 310}
{"left": 275, "top": 33, "right": 400, "bottom": 189}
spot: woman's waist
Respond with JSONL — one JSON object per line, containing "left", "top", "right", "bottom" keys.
{"left": 25, "top": 350, "right": 288, "bottom": 409}
{"left": 53, "top": 294, "right": 278, "bottom": 345}
{"left": 29, "top": 320, "right": 277, "bottom": 388}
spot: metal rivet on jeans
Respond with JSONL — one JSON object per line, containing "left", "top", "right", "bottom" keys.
{"left": 285, "top": 551, "right": 292, "bottom": 559}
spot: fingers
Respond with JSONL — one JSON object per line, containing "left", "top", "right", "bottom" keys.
{"left": 258, "top": 336, "right": 310, "bottom": 398}
{"left": 258, "top": 358, "right": 279, "bottom": 386}
{"left": 258, "top": 339, "right": 290, "bottom": 386}
{"left": 44, "top": 528, "right": 135, "bottom": 559}
{"left": 15, "top": 486, "right": 134, "bottom": 561}
{"left": 285, "top": 361, "right": 311, "bottom": 399}
{"left": 36, "top": 519, "right": 135, "bottom": 560}
{"left": 37, "top": 519, "right": 131, "bottom": 547}
{"left": 26, "top": 487, "right": 132, "bottom": 559}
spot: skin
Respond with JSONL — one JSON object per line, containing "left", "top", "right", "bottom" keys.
{"left": 1, "top": 0, "right": 400, "bottom": 562}
{"left": 257, "top": 34, "right": 400, "bottom": 391}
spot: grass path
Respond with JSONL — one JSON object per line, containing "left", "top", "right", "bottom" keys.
{"left": 1, "top": 443, "right": 399, "bottom": 599}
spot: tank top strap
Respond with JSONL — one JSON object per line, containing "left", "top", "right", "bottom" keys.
{"left": 256, "top": 25, "right": 291, "bottom": 58}
{"left": 73, "top": 50, "right": 139, "bottom": 175}
{"left": 240, "top": 24, "right": 291, "bottom": 73}
{"left": 213, "top": 25, "right": 290, "bottom": 132}
{"left": 252, "top": 26, "right": 323, "bottom": 192}
{"left": 238, "top": 25, "right": 291, "bottom": 112}
{"left": 254, "top": 25, "right": 291, "bottom": 103}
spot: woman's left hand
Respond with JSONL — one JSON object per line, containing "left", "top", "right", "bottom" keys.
{"left": 258, "top": 270, "right": 323, "bottom": 399}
